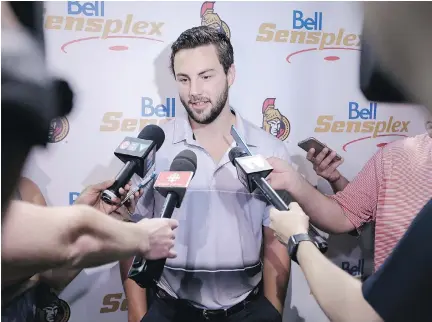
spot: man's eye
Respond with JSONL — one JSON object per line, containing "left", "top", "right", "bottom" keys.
{"left": 202, "top": 75, "right": 212, "bottom": 80}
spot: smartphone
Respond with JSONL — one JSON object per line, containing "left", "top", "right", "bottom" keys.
{"left": 297, "top": 137, "right": 342, "bottom": 161}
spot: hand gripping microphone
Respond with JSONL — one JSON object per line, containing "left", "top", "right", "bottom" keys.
{"left": 228, "top": 147, "right": 328, "bottom": 254}
{"left": 128, "top": 149, "right": 197, "bottom": 288}
{"left": 101, "top": 125, "right": 165, "bottom": 205}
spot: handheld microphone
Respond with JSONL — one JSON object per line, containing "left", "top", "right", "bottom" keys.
{"left": 101, "top": 125, "right": 165, "bottom": 205}
{"left": 228, "top": 147, "right": 328, "bottom": 254}
{"left": 128, "top": 149, "right": 197, "bottom": 288}
{"left": 231, "top": 125, "right": 253, "bottom": 156}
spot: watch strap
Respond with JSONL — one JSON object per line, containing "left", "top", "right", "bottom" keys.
{"left": 288, "top": 233, "right": 314, "bottom": 264}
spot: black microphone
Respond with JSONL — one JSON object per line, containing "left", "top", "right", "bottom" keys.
{"left": 101, "top": 124, "right": 165, "bottom": 205}
{"left": 128, "top": 149, "right": 197, "bottom": 288}
{"left": 228, "top": 147, "right": 328, "bottom": 254}
{"left": 360, "top": 36, "right": 410, "bottom": 104}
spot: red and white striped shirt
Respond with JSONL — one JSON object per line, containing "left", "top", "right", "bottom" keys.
{"left": 331, "top": 133, "right": 432, "bottom": 270}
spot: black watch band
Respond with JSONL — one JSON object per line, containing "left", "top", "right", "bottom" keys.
{"left": 287, "top": 233, "right": 314, "bottom": 264}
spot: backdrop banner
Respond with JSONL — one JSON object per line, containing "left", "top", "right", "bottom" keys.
{"left": 24, "top": 1, "right": 430, "bottom": 321}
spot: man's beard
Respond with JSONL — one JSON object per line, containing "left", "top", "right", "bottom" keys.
{"left": 180, "top": 82, "right": 229, "bottom": 125}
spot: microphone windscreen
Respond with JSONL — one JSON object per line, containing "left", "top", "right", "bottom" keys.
{"left": 170, "top": 150, "right": 197, "bottom": 173}
{"left": 360, "top": 37, "right": 410, "bottom": 103}
{"left": 228, "top": 147, "right": 248, "bottom": 165}
{"left": 138, "top": 124, "right": 165, "bottom": 151}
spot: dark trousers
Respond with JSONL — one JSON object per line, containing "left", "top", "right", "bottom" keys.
{"left": 141, "top": 294, "right": 282, "bottom": 322}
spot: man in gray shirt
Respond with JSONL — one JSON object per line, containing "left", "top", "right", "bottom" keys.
{"left": 121, "top": 26, "right": 291, "bottom": 322}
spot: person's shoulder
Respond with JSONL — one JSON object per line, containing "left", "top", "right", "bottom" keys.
{"left": 18, "top": 177, "right": 46, "bottom": 205}
{"left": 19, "top": 177, "right": 41, "bottom": 195}
{"left": 381, "top": 133, "right": 431, "bottom": 158}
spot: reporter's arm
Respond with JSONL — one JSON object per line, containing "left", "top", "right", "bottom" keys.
{"left": 38, "top": 179, "right": 141, "bottom": 292}
{"left": 298, "top": 196, "right": 432, "bottom": 322}
{"left": 296, "top": 241, "right": 383, "bottom": 322}
{"left": 277, "top": 168, "right": 354, "bottom": 233}
{"left": 262, "top": 227, "right": 290, "bottom": 314}
{"left": 271, "top": 148, "right": 384, "bottom": 234}
{"left": 120, "top": 178, "right": 156, "bottom": 320}
{"left": 120, "top": 258, "right": 147, "bottom": 322}
{"left": 269, "top": 204, "right": 382, "bottom": 322}
{"left": 16, "top": 178, "right": 82, "bottom": 292}
{"left": 329, "top": 175, "right": 350, "bottom": 193}
{"left": 1, "top": 201, "right": 148, "bottom": 280}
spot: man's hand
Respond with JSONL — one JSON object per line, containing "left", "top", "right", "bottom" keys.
{"left": 75, "top": 180, "right": 143, "bottom": 219}
{"left": 306, "top": 148, "right": 344, "bottom": 183}
{"left": 265, "top": 157, "right": 296, "bottom": 190}
{"left": 269, "top": 203, "right": 309, "bottom": 244}
{"left": 137, "top": 218, "right": 179, "bottom": 260}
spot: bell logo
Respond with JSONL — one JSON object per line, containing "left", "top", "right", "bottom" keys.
{"left": 256, "top": 9, "right": 361, "bottom": 63}
{"left": 200, "top": 2, "right": 231, "bottom": 39}
{"left": 44, "top": 1, "right": 165, "bottom": 53}
{"left": 100, "top": 96, "right": 175, "bottom": 133}
{"left": 314, "top": 101, "right": 410, "bottom": 151}
{"left": 262, "top": 98, "right": 290, "bottom": 141}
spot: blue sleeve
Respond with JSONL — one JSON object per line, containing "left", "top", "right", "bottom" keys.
{"left": 362, "top": 199, "right": 432, "bottom": 322}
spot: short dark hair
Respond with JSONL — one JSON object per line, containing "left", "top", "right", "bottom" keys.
{"left": 170, "top": 26, "right": 234, "bottom": 76}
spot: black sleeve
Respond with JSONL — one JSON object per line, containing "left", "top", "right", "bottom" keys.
{"left": 362, "top": 199, "right": 432, "bottom": 322}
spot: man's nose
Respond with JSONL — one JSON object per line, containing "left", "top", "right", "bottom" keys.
{"left": 189, "top": 79, "right": 203, "bottom": 96}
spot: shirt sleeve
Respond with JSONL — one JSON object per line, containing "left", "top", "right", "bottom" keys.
{"left": 262, "top": 142, "right": 293, "bottom": 227}
{"left": 329, "top": 147, "right": 385, "bottom": 230}
{"left": 362, "top": 199, "right": 432, "bottom": 322}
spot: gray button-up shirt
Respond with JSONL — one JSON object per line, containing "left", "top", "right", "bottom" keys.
{"left": 135, "top": 109, "right": 292, "bottom": 309}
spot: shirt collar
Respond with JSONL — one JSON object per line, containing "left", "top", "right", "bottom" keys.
{"left": 172, "top": 106, "right": 258, "bottom": 148}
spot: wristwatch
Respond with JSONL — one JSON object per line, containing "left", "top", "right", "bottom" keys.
{"left": 287, "top": 233, "right": 315, "bottom": 264}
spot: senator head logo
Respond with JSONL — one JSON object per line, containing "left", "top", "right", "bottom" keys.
{"left": 48, "top": 117, "right": 70, "bottom": 143}
{"left": 200, "top": 2, "right": 231, "bottom": 38}
{"left": 262, "top": 98, "right": 290, "bottom": 141}
{"left": 36, "top": 293, "right": 71, "bottom": 322}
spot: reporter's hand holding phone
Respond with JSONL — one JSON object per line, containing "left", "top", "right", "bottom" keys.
{"left": 306, "top": 147, "right": 344, "bottom": 183}
{"left": 75, "top": 180, "right": 143, "bottom": 221}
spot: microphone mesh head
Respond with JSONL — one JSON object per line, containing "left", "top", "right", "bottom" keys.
{"left": 138, "top": 124, "right": 165, "bottom": 151}
{"left": 170, "top": 149, "right": 197, "bottom": 173}
{"left": 228, "top": 146, "right": 248, "bottom": 166}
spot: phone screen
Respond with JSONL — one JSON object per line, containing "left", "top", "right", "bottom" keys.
{"left": 298, "top": 137, "right": 341, "bottom": 161}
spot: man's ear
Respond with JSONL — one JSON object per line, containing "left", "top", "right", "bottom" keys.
{"left": 227, "top": 64, "right": 236, "bottom": 87}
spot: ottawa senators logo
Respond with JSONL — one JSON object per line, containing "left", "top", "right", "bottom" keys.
{"left": 262, "top": 98, "right": 290, "bottom": 141}
{"left": 200, "top": 2, "right": 231, "bottom": 39}
{"left": 35, "top": 294, "right": 71, "bottom": 322}
{"left": 48, "top": 117, "right": 69, "bottom": 143}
